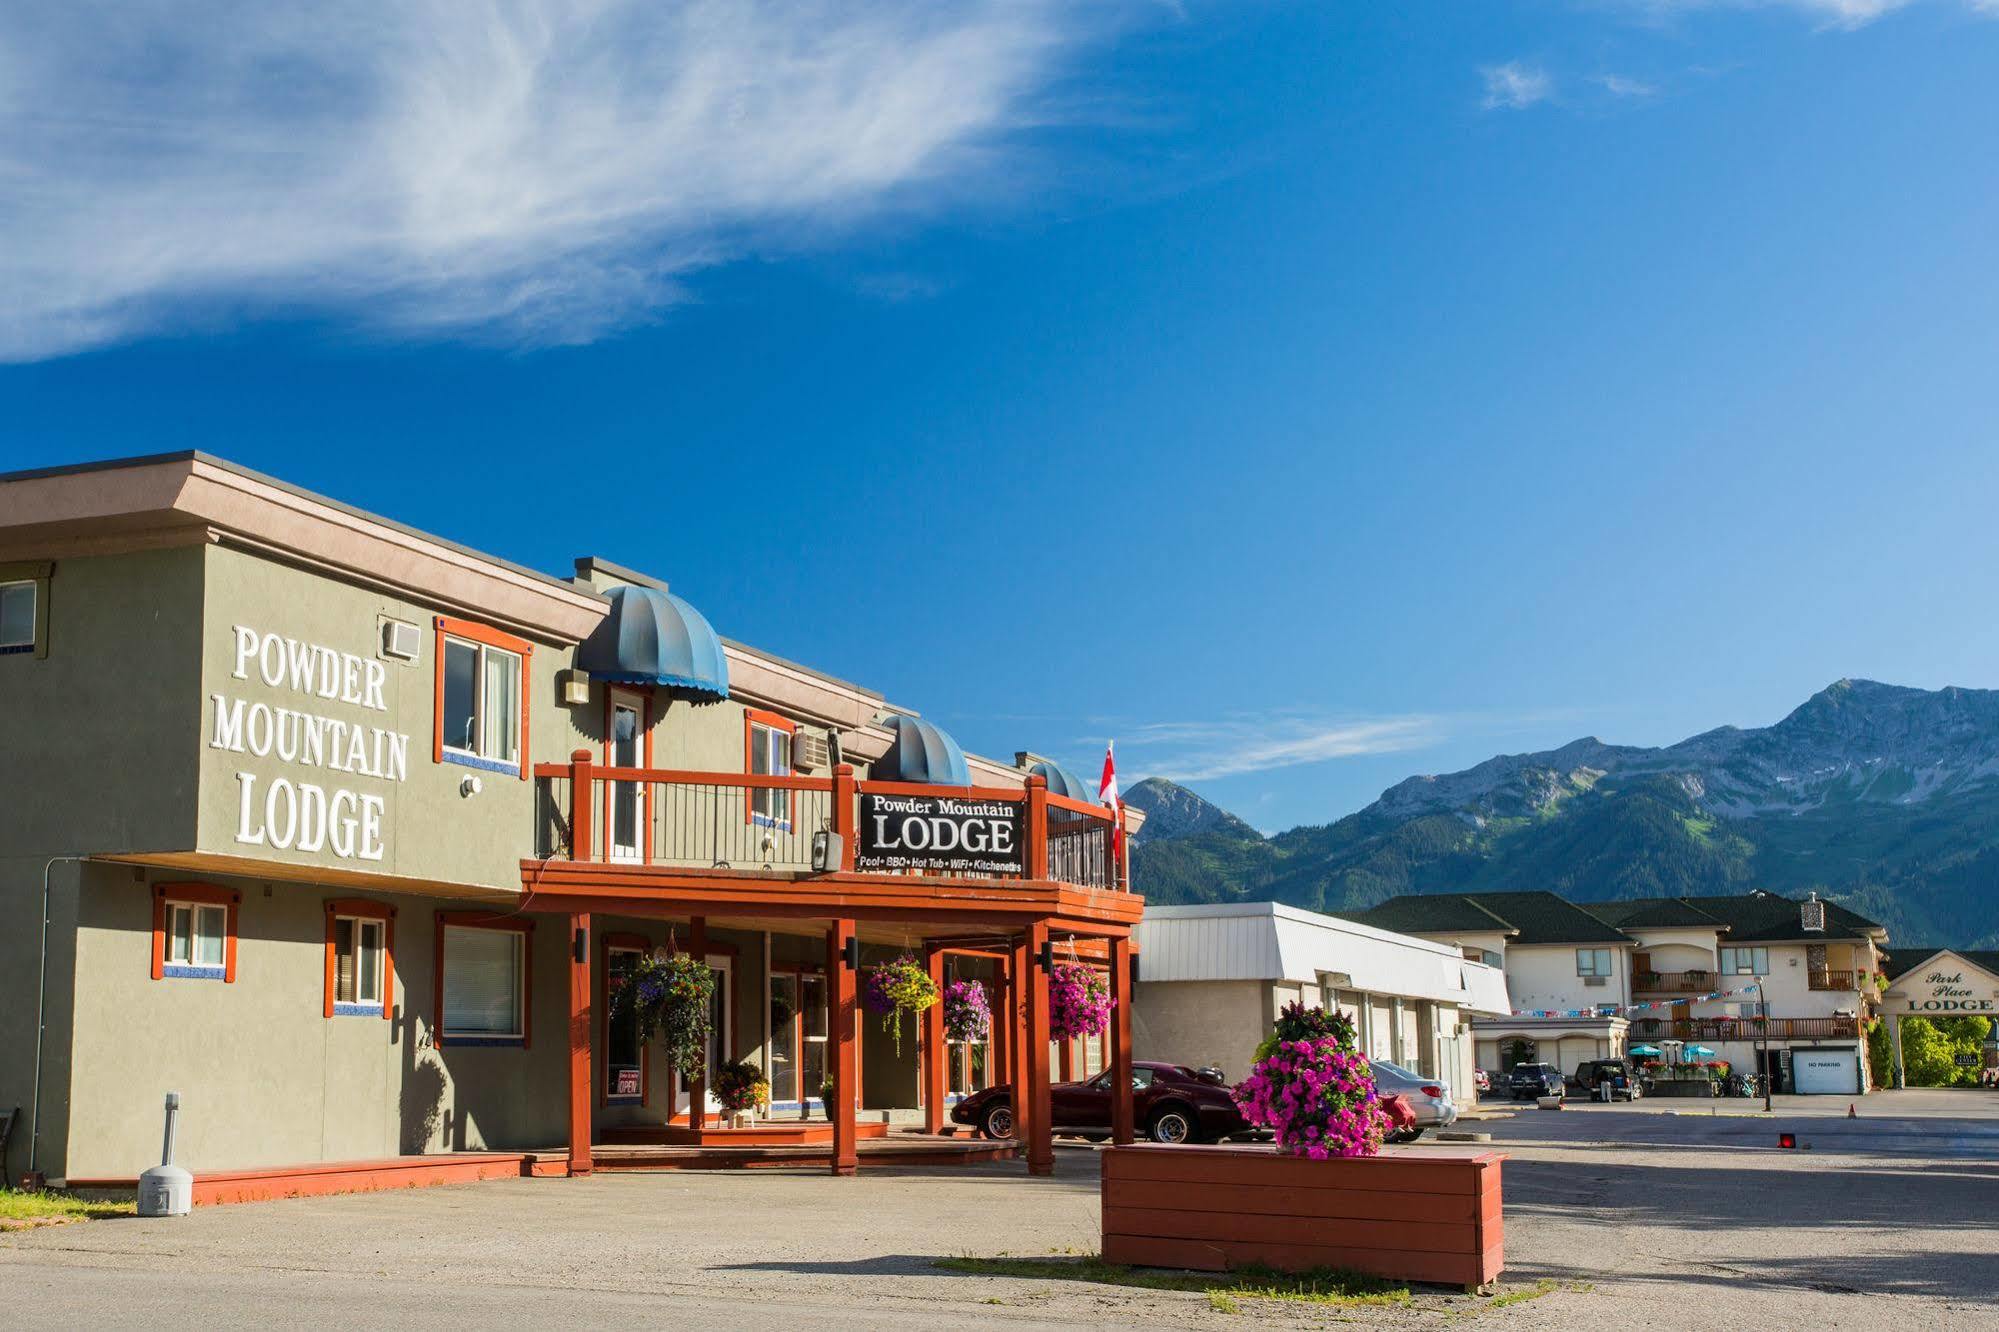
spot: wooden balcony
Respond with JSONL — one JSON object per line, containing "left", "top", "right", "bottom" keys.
{"left": 1808, "top": 969, "right": 1860, "bottom": 992}
{"left": 531, "top": 752, "right": 1130, "bottom": 895}
{"left": 1629, "top": 1016, "right": 1864, "bottom": 1042}
{"left": 1633, "top": 970, "right": 1717, "bottom": 994}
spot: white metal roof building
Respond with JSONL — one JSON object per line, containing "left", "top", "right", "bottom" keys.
{"left": 1132, "top": 901, "right": 1511, "bottom": 1105}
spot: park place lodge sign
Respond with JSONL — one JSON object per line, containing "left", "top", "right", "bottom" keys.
{"left": 209, "top": 624, "right": 411, "bottom": 862}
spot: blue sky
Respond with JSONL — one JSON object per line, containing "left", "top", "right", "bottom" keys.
{"left": 6, "top": 1, "right": 1999, "bottom": 831}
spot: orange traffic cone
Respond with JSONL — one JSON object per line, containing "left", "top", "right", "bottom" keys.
{"left": 1847, "top": 1102, "right": 1857, "bottom": 1119}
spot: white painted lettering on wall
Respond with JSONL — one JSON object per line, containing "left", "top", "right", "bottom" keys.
{"left": 213, "top": 625, "right": 407, "bottom": 862}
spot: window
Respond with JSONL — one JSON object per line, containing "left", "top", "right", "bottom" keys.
{"left": 433, "top": 618, "right": 532, "bottom": 778}
{"left": 1720, "top": 946, "right": 1768, "bottom": 976}
{"left": 1462, "top": 947, "right": 1502, "bottom": 969}
{"left": 437, "top": 916, "right": 532, "bottom": 1046}
{"left": 0, "top": 562, "right": 51, "bottom": 658}
{"left": 0, "top": 580, "right": 34, "bottom": 653}
{"left": 151, "top": 883, "right": 239, "bottom": 982}
{"left": 1576, "top": 948, "right": 1613, "bottom": 977}
{"left": 604, "top": 936, "right": 649, "bottom": 1103}
{"left": 745, "top": 709, "right": 794, "bottom": 830}
{"left": 324, "top": 900, "right": 395, "bottom": 1019}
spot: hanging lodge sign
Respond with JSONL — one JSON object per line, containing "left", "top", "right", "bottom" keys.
{"left": 856, "top": 792, "right": 1026, "bottom": 875}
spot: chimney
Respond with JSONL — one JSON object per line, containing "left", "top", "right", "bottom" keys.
{"left": 1801, "top": 891, "right": 1826, "bottom": 934}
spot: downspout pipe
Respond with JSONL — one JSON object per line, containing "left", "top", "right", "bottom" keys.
{"left": 30, "top": 855, "right": 86, "bottom": 1185}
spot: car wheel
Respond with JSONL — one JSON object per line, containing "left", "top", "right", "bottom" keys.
{"left": 981, "top": 1103, "right": 1016, "bottom": 1140}
{"left": 1147, "top": 1107, "right": 1195, "bottom": 1144}
{"left": 1387, "top": 1127, "right": 1425, "bottom": 1144}
{"left": 1080, "top": 1133, "right": 1110, "bottom": 1143}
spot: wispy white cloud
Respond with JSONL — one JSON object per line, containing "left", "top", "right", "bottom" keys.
{"left": 1481, "top": 62, "right": 1553, "bottom": 111}
{"left": 1629, "top": 0, "right": 1996, "bottom": 30}
{"left": 0, "top": 1, "right": 1123, "bottom": 362}
{"left": 1114, "top": 712, "right": 1444, "bottom": 783}
{"left": 1593, "top": 73, "right": 1661, "bottom": 97}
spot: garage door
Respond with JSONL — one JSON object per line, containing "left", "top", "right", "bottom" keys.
{"left": 1792, "top": 1050, "right": 1861, "bottom": 1095}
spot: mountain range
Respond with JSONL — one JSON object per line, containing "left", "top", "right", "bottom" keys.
{"left": 1124, "top": 679, "right": 1999, "bottom": 950}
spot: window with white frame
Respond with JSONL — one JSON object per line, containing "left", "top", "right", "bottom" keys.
{"left": 440, "top": 635, "right": 522, "bottom": 772}
{"left": 749, "top": 717, "right": 792, "bottom": 829}
{"left": 1576, "top": 947, "right": 1613, "bottom": 977}
{"left": 1720, "top": 946, "right": 1768, "bottom": 976}
{"left": 164, "top": 901, "right": 228, "bottom": 975}
{"left": 0, "top": 580, "right": 34, "bottom": 654}
{"left": 442, "top": 926, "right": 526, "bottom": 1042}
{"left": 333, "top": 915, "right": 387, "bottom": 1012}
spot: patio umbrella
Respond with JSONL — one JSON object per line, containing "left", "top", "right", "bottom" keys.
{"left": 1685, "top": 1045, "right": 1717, "bottom": 1058}
{"left": 1628, "top": 1044, "right": 1661, "bottom": 1056}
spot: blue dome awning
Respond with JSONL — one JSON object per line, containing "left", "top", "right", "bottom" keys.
{"left": 578, "top": 584, "right": 730, "bottom": 703}
{"left": 872, "top": 714, "right": 970, "bottom": 787}
{"left": 1028, "top": 760, "right": 1092, "bottom": 802}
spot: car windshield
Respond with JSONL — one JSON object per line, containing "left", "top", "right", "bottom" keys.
{"left": 1514, "top": 1064, "right": 1555, "bottom": 1076}
{"left": 1372, "top": 1061, "right": 1419, "bottom": 1082}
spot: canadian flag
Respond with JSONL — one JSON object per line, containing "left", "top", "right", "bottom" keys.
{"left": 1099, "top": 741, "right": 1123, "bottom": 860}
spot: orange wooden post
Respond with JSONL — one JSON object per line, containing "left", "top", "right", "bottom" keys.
{"left": 568, "top": 748, "right": 594, "bottom": 862}
{"left": 991, "top": 955, "right": 1012, "bottom": 1101}
{"left": 828, "top": 917, "right": 859, "bottom": 1175}
{"left": 923, "top": 945, "right": 947, "bottom": 1135}
{"left": 1110, "top": 934, "right": 1135, "bottom": 1145}
{"left": 832, "top": 763, "right": 857, "bottom": 872}
{"left": 1010, "top": 935, "right": 1032, "bottom": 1152}
{"left": 1025, "top": 920, "right": 1054, "bottom": 1175}
{"left": 567, "top": 911, "right": 593, "bottom": 1176}
{"left": 1025, "top": 773, "right": 1049, "bottom": 880}
{"left": 689, "top": 916, "right": 710, "bottom": 1128}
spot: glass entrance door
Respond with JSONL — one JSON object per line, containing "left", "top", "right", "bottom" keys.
{"left": 608, "top": 691, "right": 643, "bottom": 862}
{"left": 766, "top": 967, "right": 830, "bottom": 1116}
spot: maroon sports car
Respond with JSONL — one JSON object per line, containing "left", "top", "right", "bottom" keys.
{"left": 950, "top": 1061, "right": 1253, "bottom": 1144}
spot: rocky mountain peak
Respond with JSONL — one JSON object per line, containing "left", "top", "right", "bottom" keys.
{"left": 1122, "top": 777, "right": 1262, "bottom": 842}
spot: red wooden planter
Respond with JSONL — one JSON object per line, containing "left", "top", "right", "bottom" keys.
{"left": 1100, "top": 1144, "right": 1505, "bottom": 1290}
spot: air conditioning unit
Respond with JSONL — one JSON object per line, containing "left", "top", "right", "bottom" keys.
{"left": 1583, "top": 976, "right": 1607, "bottom": 987}
{"left": 792, "top": 729, "right": 831, "bottom": 772}
{"left": 381, "top": 619, "right": 422, "bottom": 662}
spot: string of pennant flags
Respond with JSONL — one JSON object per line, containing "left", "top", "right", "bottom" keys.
{"left": 1509, "top": 980, "right": 1762, "bottom": 1019}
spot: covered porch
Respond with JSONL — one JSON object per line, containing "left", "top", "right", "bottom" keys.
{"left": 528, "top": 751, "right": 1144, "bottom": 1176}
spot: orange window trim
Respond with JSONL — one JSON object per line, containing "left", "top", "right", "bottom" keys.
{"left": 433, "top": 911, "right": 536, "bottom": 1048}
{"left": 743, "top": 707, "right": 796, "bottom": 827}
{"left": 151, "top": 882, "right": 240, "bottom": 983}
{"left": 603, "top": 691, "right": 655, "bottom": 864}
{"left": 432, "top": 616, "right": 535, "bottom": 779}
{"left": 323, "top": 898, "right": 397, "bottom": 1021}
{"left": 600, "top": 930, "right": 652, "bottom": 1106}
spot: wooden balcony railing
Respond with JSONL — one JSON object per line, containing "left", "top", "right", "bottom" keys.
{"left": 1808, "top": 969, "right": 1859, "bottom": 992}
{"left": 531, "top": 753, "right": 1128, "bottom": 892}
{"left": 1633, "top": 970, "right": 1717, "bottom": 994}
{"left": 1628, "top": 1016, "right": 1863, "bottom": 1041}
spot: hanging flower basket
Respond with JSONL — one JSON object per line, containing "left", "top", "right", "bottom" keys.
{"left": 1049, "top": 962, "right": 1113, "bottom": 1041}
{"left": 942, "top": 979, "right": 992, "bottom": 1044}
{"left": 1232, "top": 1002, "right": 1388, "bottom": 1160}
{"left": 713, "top": 1059, "right": 771, "bottom": 1116}
{"left": 613, "top": 950, "right": 716, "bottom": 1081}
{"left": 863, "top": 953, "right": 938, "bottom": 1054}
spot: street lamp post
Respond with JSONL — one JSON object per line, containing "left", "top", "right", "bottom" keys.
{"left": 1758, "top": 975, "right": 1772, "bottom": 1112}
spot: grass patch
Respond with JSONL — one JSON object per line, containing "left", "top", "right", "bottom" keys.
{"left": 0, "top": 1189, "right": 134, "bottom": 1225}
{"left": 934, "top": 1254, "right": 1412, "bottom": 1308}
{"left": 1486, "top": 1279, "right": 1562, "bottom": 1309}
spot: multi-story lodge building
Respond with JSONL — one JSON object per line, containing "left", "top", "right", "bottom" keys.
{"left": 1351, "top": 889, "right": 1888, "bottom": 1095}
{"left": 0, "top": 452, "right": 1145, "bottom": 1192}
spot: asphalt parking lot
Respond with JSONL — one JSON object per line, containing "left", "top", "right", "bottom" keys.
{"left": 4, "top": 1090, "right": 1994, "bottom": 1329}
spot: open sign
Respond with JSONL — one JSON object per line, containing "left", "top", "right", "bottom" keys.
{"left": 856, "top": 792, "right": 1026, "bottom": 875}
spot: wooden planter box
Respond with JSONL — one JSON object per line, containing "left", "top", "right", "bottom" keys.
{"left": 1101, "top": 1144, "right": 1505, "bottom": 1290}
